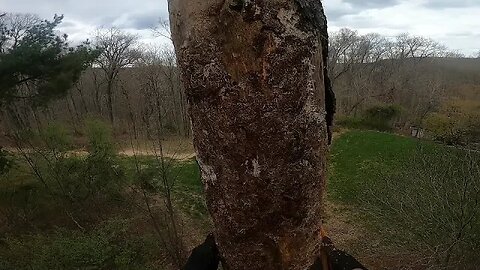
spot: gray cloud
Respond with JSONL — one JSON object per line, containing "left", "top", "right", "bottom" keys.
{"left": 1, "top": 0, "right": 169, "bottom": 28}
{"left": 59, "top": 21, "right": 76, "bottom": 28}
{"left": 343, "top": 0, "right": 401, "bottom": 9}
{"left": 1, "top": 0, "right": 479, "bottom": 55}
{"left": 324, "top": 0, "right": 402, "bottom": 21}
{"left": 126, "top": 15, "right": 158, "bottom": 30}
{"left": 334, "top": 14, "right": 409, "bottom": 31}
{"left": 326, "top": 8, "right": 353, "bottom": 20}
{"left": 117, "top": 9, "right": 169, "bottom": 30}
{"left": 423, "top": 0, "right": 480, "bottom": 9}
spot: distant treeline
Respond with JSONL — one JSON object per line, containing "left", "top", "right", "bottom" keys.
{"left": 1, "top": 11, "right": 479, "bottom": 145}
{"left": 328, "top": 29, "right": 480, "bottom": 145}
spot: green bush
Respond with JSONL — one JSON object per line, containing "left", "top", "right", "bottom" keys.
{"left": 17, "top": 120, "right": 125, "bottom": 212}
{"left": 336, "top": 105, "right": 402, "bottom": 131}
{"left": 41, "top": 123, "right": 73, "bottom": 152}
{"left": 424, "top": 100, "right": 480, "bottom": 145}
{"left": 0, "top": 220, "right": 159, "bottom": 270}
{"left": 85, "top": 119, "right": 115, "bottom": 157}
{"left": 424, "top": 113, "right": 463, "bottom": 145}
{"left": 79, "top": 119, "right": 125, "bottom": 199}
{"left": 362, "top": 104, "right": 402, "bottom": 131}
{"left": 335, "top": 116, "right": 365, "bottom": 130}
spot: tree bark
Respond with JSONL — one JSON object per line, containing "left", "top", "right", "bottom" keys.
{"left": 169, "top": 1, "right": 332, "bottom": 269}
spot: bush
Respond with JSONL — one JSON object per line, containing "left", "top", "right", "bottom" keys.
{"left": 362, "top": 147, "right": 480, "bottom": 269}
{"left": 80, "top": 119, "right": 125, "bottom": 199}
{"left": 13, "top": 120, "right": 125, "bottom": 219}
{"left": 85, "top": 119, "right": 115, "bottom": 157}
{"left": 424, "top": 99, "right": 480, "bottom": 145}
{"left": 336, "top": 104, "right": 402, "bottom": 131}
{"left": 0, "top": 220, "right": 159, "bottom": 270}
{"left": 41, "top": 123, "right": 73, "bottom": 152}
{"left": 362, "top": 104, "right": 402, "bottom": 131}
{"left": 423, "top": 113, "right": 463, "bottom": 145}
{"left": 335, "top": 116, "right": 365, "bottom": 130}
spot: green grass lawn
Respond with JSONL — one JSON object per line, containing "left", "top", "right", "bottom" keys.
{"left": 328, "top": 130, "right": 480, "bottom": 268}
{"left": 119, "top": 156, "right": 207, "bottom": 220}
{"left": 328, "top": 130, "right": 436, "bottom": 203}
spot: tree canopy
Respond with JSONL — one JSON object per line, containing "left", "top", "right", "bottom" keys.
{"left": 0, "top": 13, "right": 99, "bottom": 106}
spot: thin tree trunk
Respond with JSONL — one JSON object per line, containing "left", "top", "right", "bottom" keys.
{"left": 92, "top": 70, "right": 103, "bottom": 115}
{"left": 106, "top": 77, "right": 115, "bottom": 125}
{"left": 169, "top": 1, "right": 333, "bottom": 269}
{"left": 165, "top": 68, "right": 181, "bottom": 136}
{"left": 69, "top": 93, "right": 81, "bottom": 121}
{"left": 75, "top": 83, "right": 89, "bottom": 115}
{"left": 178, "top": 84, "right": 190, "bottom": 137}
{"left": 66, "top": 97, "right": 79, "bottom": 134}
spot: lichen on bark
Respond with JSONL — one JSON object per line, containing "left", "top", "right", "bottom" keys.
{"left": 169, "top": 1, "right": 333, "bottom": 269}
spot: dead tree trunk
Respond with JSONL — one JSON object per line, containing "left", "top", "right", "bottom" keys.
{"left": 169, "top": 1, "right": 333, "bottom": 269}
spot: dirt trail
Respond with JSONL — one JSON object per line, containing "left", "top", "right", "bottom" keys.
{"left": 323, "top": 201, "right": 367, "bottom": 248}
{"left": 4, "top": 147, "right": 196, "bottom": 160}
{"left": 118, "top": 148, "right": 196, "bottom": 160}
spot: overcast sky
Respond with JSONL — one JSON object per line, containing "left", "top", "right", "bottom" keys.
{"left": 1, "top": 0, "right": 479, "bottom": 55}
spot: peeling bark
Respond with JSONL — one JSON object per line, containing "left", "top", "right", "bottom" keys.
{"left": 169, "top": 1, "right": 333, "bottom": 269}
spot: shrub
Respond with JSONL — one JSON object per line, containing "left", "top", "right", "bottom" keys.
{"left": 362, "top": 104, "right": 402, "bottom": 131}
{"left": 85, "top": 119, "right": 115, "bottom": 157}
{"left": 13, "top": 120, "right": 126, "bottom": 220}
{"left": 423, "top": 113, "right": 462, "bottom": 145}
{"left": 41, "top": 123, "right": 73, "bottom": 152}
{"left": 424, "top": 99, "right": 480, "bottom": 145}
{"left": 0, "top": 220, "right": 159, "bottom": 270}
{"left": 362, "top": 146, "right": 480, "bottom": 269}
{"left": 336, "top": 104, "right": 402, "bottom": 131}
{"left": 80, "top": 119, "right": 125, "bottom": 199}
{"left": 335, "top": 116, "right": 365, "bottom": 130}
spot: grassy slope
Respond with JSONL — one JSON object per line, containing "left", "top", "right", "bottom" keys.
{"left": 327, "top": 130, "right": 480, "bottom": 269}
{"left": 2, "top": 130, "right": 476, "bottom": 268}
{"left": 328, "top": 130, "right": 435, "bottom": 203}
{"left": 119, "top": 156, "right": 207, "bottom": 219}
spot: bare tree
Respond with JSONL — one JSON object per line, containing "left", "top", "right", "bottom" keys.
{"left": 120, "top": 78, "right": 187, "bottom": 267}
{"left": 0, "top": 12, "right": 40, "bottom": 52}
{"left": 328, "top": 28, "right": 359, "bottom": 84}
{"left": 136, "top": 47, "right": 189, "bottom": 137}
{"left": 328, "top": 28, "right": 451, "bottom": 121}
{"left": 151, "top": 18, "right": 172, "bottom": 42}
{"left": 444, "top": 50, "right": 465, "bottom": 58}
{"left": 394, "top": 33, "right": 446, "bottom": 59}
{"left": 94, "top": 28, "right": 140, "bottom": 125}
